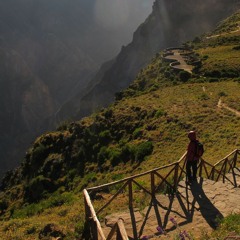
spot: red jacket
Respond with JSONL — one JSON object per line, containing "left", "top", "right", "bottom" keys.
{"left": 186, "top": 140, "right": 199, "bottom": 161}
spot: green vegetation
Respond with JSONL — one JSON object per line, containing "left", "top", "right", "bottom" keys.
{"left": 212, "top": 10, "right": 240, "bottom": 35}
{"left": 201, "top": 213, "right": 240, "bottom": 239}
{"left": 0, "top": 10, "right": 240, "bottom": 240}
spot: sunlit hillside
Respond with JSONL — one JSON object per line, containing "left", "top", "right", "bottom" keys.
{"left": 0, "top": 10, "right": 240, "bottom": 240}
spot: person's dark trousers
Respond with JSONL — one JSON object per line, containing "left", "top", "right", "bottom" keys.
{"left": 186, "top": 160, "right": 198, "bottom": 181}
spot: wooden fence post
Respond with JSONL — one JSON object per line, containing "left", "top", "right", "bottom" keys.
{"left": 83, "top": 197, "right": 91, "bottom": 239}
{"left": 223, "top": 159, "right": 227, "bottom": 183}
{"left": 199, "top": 159, "right": 203, "bottom": 178}
{"left": 83, "top": 190, "right": 106, "bottom": 240}
{"left": 151, "top": 172, "right": 155, "bottom": 199}
{"left": 91, "top": 219, "right": 98, "bottom": 240}
{"left": 210, "top": 167, "right": 215, "bottom": 181}
{"left": 174, "top": 163, "right": 179, "bottom": 191}
{"left": 128, "top": 180, "right": 133, "bottom": 209}
{"left": 233, "top": 150, "right": 238, "bottom": 168}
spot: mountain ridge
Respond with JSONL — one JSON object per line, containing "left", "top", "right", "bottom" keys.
{"left": 0, "top": 5, "right": 240, "bottom": 240}
{"left": 57, "top": 0, "right": 240, "bottom": 121}
{"left": 0, "top": 0, "right": 154, "bottom": 176}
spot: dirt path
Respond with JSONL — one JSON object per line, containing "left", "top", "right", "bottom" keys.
{"left": 164, "top": 50, "right": 193, "bottom": 73}
{"left": 101, "top": 171, "right": 240, "bottom": 239}
{"left": 206, "top": 25, "right": 240, "bottom": 39}
{"left": 218, "top": 98, "right": 240, "bottom": 117}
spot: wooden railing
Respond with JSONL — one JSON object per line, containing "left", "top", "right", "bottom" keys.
{"left": 83, "top": 189, "right": 129, "bottom": 240}
{"left": 198, "top": 149, "right": 239, "bottom": 186}
{"left": 83, "top": 149, "right": 239, "bottom": 239}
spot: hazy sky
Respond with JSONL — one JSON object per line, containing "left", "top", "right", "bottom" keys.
{"left": 94, "top": 0, "right": 153, "bottom": 31}
{"left": 93, "top": 0, "right": 155, "bottom": 45}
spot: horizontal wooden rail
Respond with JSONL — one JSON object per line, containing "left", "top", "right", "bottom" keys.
{"left": 83, "top": 149, "right": 239, "bottom": 239}
{"left": 87, "top": 152, "right": 187, "bottom": 192}
{"left": 214, "top": 149, "right": 238, "bottom": 166}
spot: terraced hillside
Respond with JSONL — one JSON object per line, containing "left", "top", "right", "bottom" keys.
{"left": 0, "top": 10, "right": 239, "bottom": 240}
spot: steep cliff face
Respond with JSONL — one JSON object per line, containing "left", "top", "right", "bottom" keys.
{"left": 0, "top": 0, "right": 99, "bottom": 105}
{"left": 0, "top": 0, "right": 153, "bottom": 176}
{"left": 59, "top": 0, "right": 239, "bottom": 120}
{"left": 0, "top": 0, "right": 98, "bottom": 175}
{"left": 0, "top": 47, "right": 55, "bottom": 175}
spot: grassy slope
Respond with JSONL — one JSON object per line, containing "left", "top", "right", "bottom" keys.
{"left": 0, "top": 11, "right": 240, "bottom": 240}
{"left": 117, "top": 81, "right": 240, "bottom": 169}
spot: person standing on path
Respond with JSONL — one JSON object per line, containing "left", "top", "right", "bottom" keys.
{"left": 186, "top": 131, "right": 200, "bottom": 183}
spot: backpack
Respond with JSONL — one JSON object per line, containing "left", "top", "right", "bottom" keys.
{"left": 195, "top": 141, "right": 204, "bottom": 157}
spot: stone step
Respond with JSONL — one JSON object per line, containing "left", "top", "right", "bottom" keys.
{"left": 101, "top": 175, "right": 240, "bottom": 239}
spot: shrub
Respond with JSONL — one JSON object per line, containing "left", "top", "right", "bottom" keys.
{"left": 133, "top": 128, "right": 143, "bottom": 139}
{"left": 99, "top": 130, "right": 111, "bottom": 145}
{"left": 164, "top": 71, "right": 171, "bottom": 78}
{"left": 155, "top": 109, "right": 165, "bottom": 118}
{"left": 232, "top": 45, "right": 240, "bottom": 50}
{"left": 199, "top": 93, "right": 210, "bottom": 100}
{"left": 206, "top": 70, "right": 221, "bottom": 78}
{"left": 218, "top": 91, "right": 228, "bottom": 97}
{"left": 208, "top": 77, "right": 219, "bottom": 83}
{"left": 108, "top": 146, "right": 122, "bottom": 166}
{"left": 120, "top": 145, "right": 131, "bottom": 163}
{"left": 84, "top": 172, "right": 97, "bottom": 183}
{"left": 219, "top": 213, "right": 240, "bottom": 233}
{"left": 0, "top": 200, "right": 8, "bottom": 213}
{"left": 111, "top": 174, "right": 124, "bottom": 181}
{"left": 57, "top": 120, "right": 71, "bottom": 131}
{"left": 31, "top": 144, "right": 48, "bottom": 169}
{"left": 132, "top": 141, "right": 153, "bottom": 162}
{"left": 97, "top": 146, "right": 108, "bottom": 165}
{"left": 193, "top": 36, "right": 201, "bottom": 43}
{"left": 26, "top": 226, "right": 37, "bottom": 235}
{"left": 46, "top": 192, "right": 75, "bottom": 207}
{"left": 234, "top": 77, "right": 240, "bottom": 83}
{"left": 202, "top": 55, "right": 209, "bottom": 60}
{"left": 75, "top": 221, "right": 85, "bottom": 239}
{"left": 115, "top": 91, "right": 124, "bottom": 101}
{"left": 178, "top": 71, "right": 191, "bottom": 82}
{"left": 12, "top": 203, "right": 44, "bottom": 218}
{"left": 103, "top": 109, "right": 113, "bottom": 119}
{"left": 137, "top": 79, "right": 146, "bottom": 90}
{"left": 222, "top": 69, "right": 239, "bottom": 78}
{"left": 68, "top": 147, "right": 86, "bottom": 176}
{"left": 210, "top": 214, "right": 240, "bottom": 239}
{"left": 24, "top": 175, "right": 56, "bottom": 203}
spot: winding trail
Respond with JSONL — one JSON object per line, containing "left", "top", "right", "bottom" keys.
{"left": 206, "top": 25, "right": 240, "bottom": 39}
{"left": 218, "top": 98, "right": 240, "bottom": 117}
{"left": 164, "top": 50, "right": 193, "bottom": 73}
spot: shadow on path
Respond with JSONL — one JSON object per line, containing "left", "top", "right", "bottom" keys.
{"left": 189, "top": 178, "right": 224, "bottom": 229}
